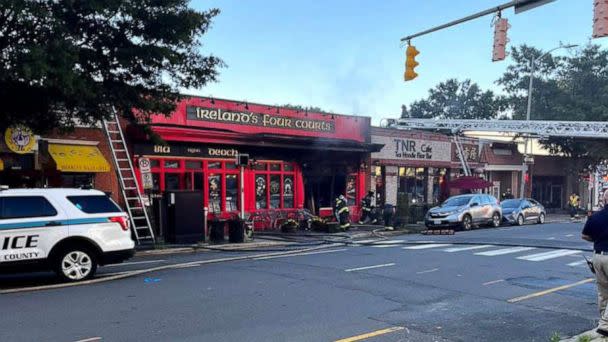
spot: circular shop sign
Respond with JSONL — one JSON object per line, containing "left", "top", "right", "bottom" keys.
{"left": 5, "top": 125, "right": 36, "bottom": 154}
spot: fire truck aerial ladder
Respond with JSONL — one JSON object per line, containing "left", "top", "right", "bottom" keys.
{"left": 381, "top": 118, "right": 608, "bottom": 139}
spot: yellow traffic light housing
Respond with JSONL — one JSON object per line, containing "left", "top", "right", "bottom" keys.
{"left": 404, "top": 45, "right": 419, "bottom": 81}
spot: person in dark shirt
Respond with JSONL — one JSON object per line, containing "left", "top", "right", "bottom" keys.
{"left": 582, "top": 190, "right": 608, "bottom": 337}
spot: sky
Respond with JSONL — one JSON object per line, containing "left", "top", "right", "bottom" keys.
{"left": 189, "top": 0, "right": 607, "bottom": 124}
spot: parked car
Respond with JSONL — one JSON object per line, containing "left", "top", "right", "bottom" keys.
{"left": 425, "top": 194, "right": 502, "bottom": 230}
{"left": 501, "top": 198, "right": 546, "bottom": 226}
{"left": 0, "top": 188, "right": 135, "bottom": 282}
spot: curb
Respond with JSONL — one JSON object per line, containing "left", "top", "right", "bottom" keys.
{"left": 560, "top": 329, "right": 605, "bottom": 341}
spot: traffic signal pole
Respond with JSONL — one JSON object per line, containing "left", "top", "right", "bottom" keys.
{"left": 400, "top": 0, "right": 555, "bottom": 42}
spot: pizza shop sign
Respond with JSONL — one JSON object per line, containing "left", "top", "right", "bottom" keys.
{"left": 372, "top": 135, "right": 451, "bottom": 162}
{"left": 186, "top": 106, "right": 335, "bottom": 133}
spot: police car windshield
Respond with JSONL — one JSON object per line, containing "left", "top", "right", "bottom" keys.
{"left": 67, "top": 195, "right": 122, "bottom": 214}
{"left": 501, "top": 199, "right": 522, "bottom": 208}
{"left": 443, "top": 196, "right": 471, "bottom": 207}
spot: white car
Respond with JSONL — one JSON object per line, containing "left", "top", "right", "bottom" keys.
{"left": 0, "top": 188, "right": 135, "bottom": 281}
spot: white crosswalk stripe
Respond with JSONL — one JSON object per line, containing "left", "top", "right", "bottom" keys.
{"left": 403, "top": 244, "right": 452, "bottom": 250}
{"left": 475, "top": 247, "right": 536, "bottom": 256}
{"left": 374, "top": 240, "right": 406, "bottom": 244}
{"left": 567, "top": 259, "right": 589, "bottom": 267}
{"left": 354, "top": 239, "right": 380, "bottom": 244}
{"left": 517, "top": 249, "right": 581, "bottom": 261}
{"left": 443, "top": 245, "right": 494, "bottom": 252}
{"left": 371, "top": 244, "right": 400, "bottom": 248}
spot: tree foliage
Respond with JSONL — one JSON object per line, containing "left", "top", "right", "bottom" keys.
{"left": 405, "top": 79, "right": 506, "bottom": 120}
{"left": 0, "top": 0, "right": 223, "bottom": 133}
{"left": 497, "top": 44, "right": 608, "bottom": 166}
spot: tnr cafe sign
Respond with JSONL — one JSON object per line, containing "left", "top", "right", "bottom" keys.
{"left": 186, "top": 106, "right": 335, "bottom": 133}
{"left": 372, "top": 135, "right": 451, "bottom": 162}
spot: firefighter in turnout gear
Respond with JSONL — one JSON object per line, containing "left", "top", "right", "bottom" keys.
{"left": 335, "top": 195, "right": 351, "bottom": 231}
{"left": 358, "top": 191, "right": 376, "bottom": 224}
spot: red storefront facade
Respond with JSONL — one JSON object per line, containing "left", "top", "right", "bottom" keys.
{"left": 130, "top": 97, "right": 376, "bottom": 225}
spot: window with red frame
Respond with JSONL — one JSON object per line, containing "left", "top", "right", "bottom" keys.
{"left": 253, "top": 162, "right": 296, "bottom": 210}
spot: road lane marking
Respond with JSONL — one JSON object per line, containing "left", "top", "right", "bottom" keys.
{"left": 483, "top": 279, "right": 505, "bottom": 286}
{"left": 566, "top": 234, "right": 574, "bottom": 237}
{"left": 475, "top": 247, "right": 535, "bottom": 256}
{"left": 416, "top": 268, "right": 439, "bottom": 274}
{"left": 507, "top": 278, "right": 595, "bottom": 303}
{"left": 567, "top": 260, "right": 589, "bottom": 267}
{"left": 345, "top": 263, "right": 396, "bottom": 272}
{"left": 371, "top": 245, "right": 399, "bottom": 248}
{"left": 403, "top": 243, "right": 452, "bottom": 250}
{"left": 334, "top": 326, "right": 405, "bottom": 342}
{"left": 547, "top": 237, "right": 556, "bottom": 240}
{"left": 372, "top": 240, "right": 405, "bottom": 244}
{"left": 517, "top": 249, "right": 581, "bottom": 261}
{"left": 254, "top": 248, "right": 348, "bottom": 260}
{"left": 353, "top": 239, "right": 380, "bottom": 244}
{"left": 104, "top": 259, "right": 166, "bottom": 267}
{"left": 73, "top": 338, "right": 102, "bottom": 342}
{"left": 443, "top": 245, "right": 494, "bottom": 252}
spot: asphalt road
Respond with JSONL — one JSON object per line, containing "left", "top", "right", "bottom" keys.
{"left": 0, "top": 221, "right": 599, "bottom": 342}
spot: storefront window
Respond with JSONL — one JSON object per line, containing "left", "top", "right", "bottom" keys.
{"left": 193, "top": 172, "right": 203, "bottom": 191}
{"left": 284, "top": 163, "right": 294, "bottom": 172}
{"left": 345, "top": 174, "right": 357, "bottom": 206}
{"left": 398, "top": 167, "right": 428, "bottom": 204}
{"left": 270, "top": 175, "right": 281, "bottom": 209}
{"left": 208, "top": 161, "right": 221, "bottom": 169}
{"left": 255, "top": 174, "right": 267, "bottom": 209}
{"left": 164, "top": 160, "right": 179, "bottom": 169}
{"left": 430, "top": 168, "right": 448, "bottom": 204}
{"left": 226, "top": 174, "right": 238, "bottom": 211}
{"left": 61, "top": 173, "right": 94, "bottom": 188}
{"left": 150, "top": 159, "right": 160, "bottom": 168}
{"left": 152, "top": 173, "right": 160, "bottom": 192}
{"left": 284, "top": 175, "right": 294, "bottom": 208}
{"left": 186, "top": 161, "right": 202, "bottom": 169}
{"left": 253, "top": 163, "right": 266, "bottom": 171}
{"left": 208, "top": 174, "right": 221, "bottom": 213}
{"left": 225, "top": 162, "right": 237, "bottom": 170}
{"left": 270, "top": 164, "right": 281, "bottom": 171}
{"left": 165, "top": 173, "right": 181, "bottom": 190}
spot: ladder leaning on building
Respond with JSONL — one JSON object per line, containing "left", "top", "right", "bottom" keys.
{"left": 102, "top": 108, "right": 155, "bottom": 244}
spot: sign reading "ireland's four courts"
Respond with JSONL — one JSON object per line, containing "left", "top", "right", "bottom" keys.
{"left": 186, "top": 106, "right": 335, "bottom": 133}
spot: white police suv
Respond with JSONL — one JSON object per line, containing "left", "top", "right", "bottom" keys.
{"left": 0, "top": 188, "right": 135, "bottom": 282}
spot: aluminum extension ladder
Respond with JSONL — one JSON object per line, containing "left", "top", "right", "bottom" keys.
{"left": 453, "top": 135, "right": 472, "bottom": 177}
{"left": 102, "top": 108, "right": 155, "bottom": 244}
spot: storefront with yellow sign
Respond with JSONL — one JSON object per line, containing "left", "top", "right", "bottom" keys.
{"left": 0, "top": 126, "right": 118, "bottom": 200}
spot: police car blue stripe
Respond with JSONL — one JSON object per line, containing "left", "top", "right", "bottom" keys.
{"left": 0, "top": 218, "right": 109, "bottom": 230}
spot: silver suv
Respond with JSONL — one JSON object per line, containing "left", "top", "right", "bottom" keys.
{"left": 425, "top": 194, "right": 502, "bottom": 230}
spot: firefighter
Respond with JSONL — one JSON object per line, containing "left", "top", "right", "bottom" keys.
{"left": 358, "top": 191, "right": 374, "bottom": 224}
{"left": 335, "top": 195, "right": 351, "bottom": 231}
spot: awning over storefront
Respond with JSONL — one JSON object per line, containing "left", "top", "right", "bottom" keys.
{"left": 447, "top": 176, "right": 493, "bottom": 190}
{"left": 48, "top": 144, "right": 111, "bottom": 172}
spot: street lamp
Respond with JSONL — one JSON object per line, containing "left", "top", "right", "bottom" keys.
{"left": 520, "top": 43, "right": 578, "bottom": 198}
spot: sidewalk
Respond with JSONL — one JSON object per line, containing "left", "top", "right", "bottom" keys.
{"left": 546, "top": 213, "right": 586, "bottom": 224}
{"left": 561, "top": 329, "right": 607, "bottom": 341}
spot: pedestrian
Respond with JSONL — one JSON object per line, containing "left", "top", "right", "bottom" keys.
{"left": 382, "top": 202, "right": 395, "bottom": 231}
{"left": 582, "top": 190, "right": 608, "bottom": 337}
{"left": 502, "top": 188, "right": 514, "bottom": 200}
{"left": 570, "top": 192, "right": 581, "bottom": 219}
{"left": 358, "top": 191, "right": 374, "bottom": 224}
{"left": 334, "top": 195, "right": 350, "bottom": 231}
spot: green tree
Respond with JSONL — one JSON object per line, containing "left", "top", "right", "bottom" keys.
{"left": 0, "top": 0, "right": 223, "bottom": 133}
{"left": 497, "top": 44, "right": 608, "bottom": 166}
{"left": 406, "top": 79, "right": 506, "bottom": 120}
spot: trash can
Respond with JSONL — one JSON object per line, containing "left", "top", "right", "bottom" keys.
{"left": 164, "top": 191, "right": 204, "bottom": 244}
{"left": 228, "top": 218, "right": 245, "bottom": 243}
{"left": 209, "top": 219, "right": 225, "bottom": 243}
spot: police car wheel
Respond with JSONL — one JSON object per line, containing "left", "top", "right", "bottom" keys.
{"left": 516, "top": 215, "right": 524, "bottom": 226}
{"left": 55, "top": 248, "right": 97, "bottom": 282}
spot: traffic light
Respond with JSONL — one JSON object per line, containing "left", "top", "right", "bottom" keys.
{"left": 594, "top": 0, "right": 608, "bottom": 38}
{"left": 492, "top": 18, "right": 510, "bottom": 62}
{"left": 404, "top": 45, "right": 419, "bottom": 81}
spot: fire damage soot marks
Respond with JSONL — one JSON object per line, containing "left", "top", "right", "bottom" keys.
{"left": 1, "top": 235, "right": 40, "bottom": 261}
{"left": 186, "top": 106, "right": 335, "bottom": 133}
